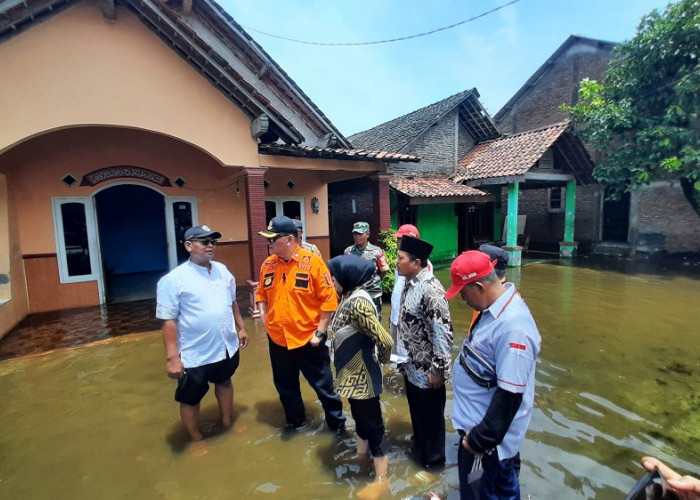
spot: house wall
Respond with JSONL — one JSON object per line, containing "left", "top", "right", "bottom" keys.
{"left": 0, "top": 0, "right": 259, "bottom": 167}
{"left": 637, "top": 182, "right": 700, "bottom": 253}
{"left": 417, "top": 204, "right": 458, "bottom": 262}
{"left": 0, "top": 174, "right": 31, "bottom": 335}
{"left": 400, "top": 110, "right": 458, "bottom": 175}
{"left": 496, "top": 43, "right": 613, "bottom": 135}
{"left": 509, "top": 185, "right": 601, "bottom": 252}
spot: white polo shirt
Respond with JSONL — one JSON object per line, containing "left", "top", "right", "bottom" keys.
{"left": 156, "top": 259, "right": 239, "bottom": 368}
{"left": 451, "top": 283, "right": 541, "bottom": 459}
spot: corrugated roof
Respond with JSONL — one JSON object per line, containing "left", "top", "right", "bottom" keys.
{"left": 454, "top": 122, "right": 571, "bottom": 183}
{"left": 258, "top": 144, "right": 419, "bottom": 163}
{"left": 391, "top": 177, "right": 490, "bottom": 199}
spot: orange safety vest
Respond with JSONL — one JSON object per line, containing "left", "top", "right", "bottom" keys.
{"left": 255, "top": 246, "right": 338, "bottom": 349}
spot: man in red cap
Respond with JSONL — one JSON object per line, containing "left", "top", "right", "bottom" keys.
{"left": 446, "top": 251, "right": 541, "bottom": 500}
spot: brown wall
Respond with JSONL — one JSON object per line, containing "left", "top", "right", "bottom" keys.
{"left": 638, "top": 182, "right": 700, "bottom": 253}
{"left": 24, "top": 255, "right": 99, "bottom": 312}
{"left": 0, "top": 1, "right": 259, "bottom": 167}
{"left": 496, "top": 43, "right": 613, "bottom": 135}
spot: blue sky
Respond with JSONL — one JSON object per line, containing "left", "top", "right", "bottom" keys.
{"left": 219, "top": 0, "right": 672, "bottom": 137}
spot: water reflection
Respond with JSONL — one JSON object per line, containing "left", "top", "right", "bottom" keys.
{"left": 0, "top": 260, "right": 698, "bottom": 499}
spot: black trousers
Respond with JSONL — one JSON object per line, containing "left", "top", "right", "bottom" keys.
{"left": 267, "top": 336, "right": 345, "bottom": 430}
{"left": 349, "top": 396, "right": 387, "bottom": 457}
{"left": 404, "top": 377, "right": 446, "bottom": 470}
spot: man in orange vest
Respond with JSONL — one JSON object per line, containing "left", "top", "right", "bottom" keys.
{"left": 255, "top": 216, "right": 346, "bottom": 436}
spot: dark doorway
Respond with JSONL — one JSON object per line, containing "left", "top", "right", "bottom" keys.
{"left": 602, "top": 191, "right": 630, "bottom": 242}
{"left": 328, "top": 177, "right": 376, "bottom": 258}
{"left": 95, "top": 185, "right": 168, "bottom": 303}
{"left": 457, "top": 203, "right": 494, "bottom": 252}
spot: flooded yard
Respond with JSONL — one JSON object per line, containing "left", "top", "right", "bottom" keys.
{"left": 0, "top": 258, "right": 698, "bottom": 499}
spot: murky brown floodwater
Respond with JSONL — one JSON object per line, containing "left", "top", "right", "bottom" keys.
{"left": 1, "top": 259, "right": 699, "bottom": 499}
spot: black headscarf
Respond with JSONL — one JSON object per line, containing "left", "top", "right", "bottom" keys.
{"left": 327, "top": 254, "right": 376, "bottom": 293}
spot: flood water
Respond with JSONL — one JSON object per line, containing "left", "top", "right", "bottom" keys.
{"left": 1, "top": 258, "right": 699, "bottom": 499}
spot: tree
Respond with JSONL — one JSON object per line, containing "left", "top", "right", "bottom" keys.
{"left": 564, "top": 0, "right": 700, "bottom": 215}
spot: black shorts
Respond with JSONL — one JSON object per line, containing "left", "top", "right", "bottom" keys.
{"left": 175, "top": 350, "right": 240, "bottom": 406}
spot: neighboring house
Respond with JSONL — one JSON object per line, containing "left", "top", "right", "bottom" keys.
{"left": 349, "top": 89, "right": 500, "bottom": 261}
{"left": 453, "top": 122, "right": 596, "bottom": 261}
{"left": 350, "top": 88, "right": 595, "bottom": 264}
{"left": 0, "top": 0, "right": 416, "bottom": 337}
{"left": 495, "top": 34, "right": 700, "bottom": 255}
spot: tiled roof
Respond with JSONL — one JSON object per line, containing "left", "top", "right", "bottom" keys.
{"left": 349, "top": 89, "right": 498, "bottom": 151}
{"left": 259, "top": 144, "right": 420, "bottom": 163}
{"left": 391, "top": 177, "right": 490, "bottom": 199}
{"left": 454, "top": 122, "right": 570, "bottom": 183}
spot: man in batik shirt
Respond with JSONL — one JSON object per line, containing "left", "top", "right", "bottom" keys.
{"left": 395, "top": 236, "right": 454, "bottom": 472}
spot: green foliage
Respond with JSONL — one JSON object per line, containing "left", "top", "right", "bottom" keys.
{"left": 378, "top": 229, "right": 397, "bottom": 295}
{"left": 563, "top": 0, "right": 700, "bottom": 214}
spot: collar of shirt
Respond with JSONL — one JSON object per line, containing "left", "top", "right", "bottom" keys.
{"left": 186, "top": 258, "right": 214, "bottom": 275}
{"left": 482, "top": 282, "right": 517, "bottom": 321}
{"left": 406, "top": 266, "right": 432, "bottom": 288}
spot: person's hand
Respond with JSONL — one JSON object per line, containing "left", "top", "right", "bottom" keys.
{"left": 427, "top": 373, "right": 444, "bottom": 389}
{"left": 460, "top": 431, "right": 483, "bottom": 457}
{"left": 166, "top": 356, "right": 184, "bottom": 379}
{"left": 309, "top": 335, "right": 322, "bottom": 347}
{"left": 238, "top": 329, "right": 249, "bottom": 349}
{"left": 642, "top": 456, "right": 700, "bottom": 499}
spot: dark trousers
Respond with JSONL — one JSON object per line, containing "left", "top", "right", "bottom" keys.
{"left": 267, "top": 336, "right": 345, "bottom": 430}
{"left": 404, "top": 377, "right": 446, "bottom": 469}
{"left": 349, "top": 396, "right": 386, "bottom": 457}
{"left": 458, "top": 445, "right": 520, "bottom": 500}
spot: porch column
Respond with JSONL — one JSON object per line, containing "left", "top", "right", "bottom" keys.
{"left": 243, "top": 167, "right": 268, "bottom": 281}
{"left": 560, "top": 180, "right": 578, "bottom": 258}
{"left": 504, "top": 182, "right": 522, "bottom": 267}
{"left": 371, "top": 172, "right": 392, "bottom": 233}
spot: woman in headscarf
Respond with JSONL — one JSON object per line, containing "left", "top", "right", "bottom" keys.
{"left": 327, "top": 254, "right": 393, "bottom": 498}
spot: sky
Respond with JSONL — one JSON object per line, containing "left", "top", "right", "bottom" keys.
{"left": 219, "top": 0, "right": 672, "bottom": 138}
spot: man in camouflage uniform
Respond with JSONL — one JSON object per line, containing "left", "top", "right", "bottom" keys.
{"left": 343, "top": 221, "right": 390, "bottom": 320}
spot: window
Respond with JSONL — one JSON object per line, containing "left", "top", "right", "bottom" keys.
{"left": 52, "top": 197, "right": 101, "bottom": 283}
{"left": 548, "top": 187, "right": 565, "bottom": 212}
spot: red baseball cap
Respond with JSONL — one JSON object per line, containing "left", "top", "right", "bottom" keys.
{"left": 445, "top": 251, "right": 497, "bottom": 299}
{"left": 391, "top": 224, "right": 420, "bottom": 238}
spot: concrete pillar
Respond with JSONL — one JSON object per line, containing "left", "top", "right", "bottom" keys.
{"left": 504, "top": 182, "right": 522, "bottom": 267}
{"left": 560, "top": 180, "right": 578, "bottom": 258}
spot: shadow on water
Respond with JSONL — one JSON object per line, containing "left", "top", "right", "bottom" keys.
{"left": 0, "top": 258, "right": 699, "bottom": 498}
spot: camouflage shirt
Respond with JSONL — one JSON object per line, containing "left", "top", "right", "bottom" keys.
{"left": 343, "top": 242, "right": 389, "bottom": 299}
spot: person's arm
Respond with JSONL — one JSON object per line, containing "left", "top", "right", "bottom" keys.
{"left": 377, "top": 252, "right": 390, "bottom": 280}
{"left": 256, "top": 301, "right": 268, "bottom": 325}
{"left": 642, "top": 456, "right": 700, "bottom": 499}
{"left": 162, "top": 320, "right": 184, "bottom": 379}
{"left": 309, "top": 310, "right": 332, "bottom": 346}
{"left": 423, "top": 285, "right": 454, "bottom": 388}
{"left": 350, "top": 298, "right": 393, "bottom": 363}
{"left": 462, "top": 388, "right": 523, "bottom": 455}
{"left": 233, "top": 302, "right": 248, "bottom": 349}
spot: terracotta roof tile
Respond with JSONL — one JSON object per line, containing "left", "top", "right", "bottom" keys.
{"left": 391, "top": 177, "right": 490, "bottom": 199}
{"left": 454, "top": 122, "right": 570, "bottom": 182}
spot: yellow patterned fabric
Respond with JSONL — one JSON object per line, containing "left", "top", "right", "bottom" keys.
{"left": 330, "top": 289, "right": 393, "bottom": 399}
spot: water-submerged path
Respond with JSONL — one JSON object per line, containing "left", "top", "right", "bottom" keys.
{"left": 0, "top": 258, "right": 698, "bottom": 499}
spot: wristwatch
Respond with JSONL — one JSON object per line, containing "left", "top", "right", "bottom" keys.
{"left": 314, "top": 330, "right": 327, "bottom": 341}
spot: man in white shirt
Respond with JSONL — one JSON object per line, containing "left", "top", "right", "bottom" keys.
{"left": 156, "top": 225, "right": 248, "bottom": 442}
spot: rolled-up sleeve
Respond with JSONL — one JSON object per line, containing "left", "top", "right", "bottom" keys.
{"left": 156, "top": 275, "right": 179, "bottom": 320}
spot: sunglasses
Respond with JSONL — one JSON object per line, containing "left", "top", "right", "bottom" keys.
{"left": 266, "top": 234, "right": 289, "bottom": 244}
{"left": 190, "top": 239, "right": 218, "bottom": 246}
